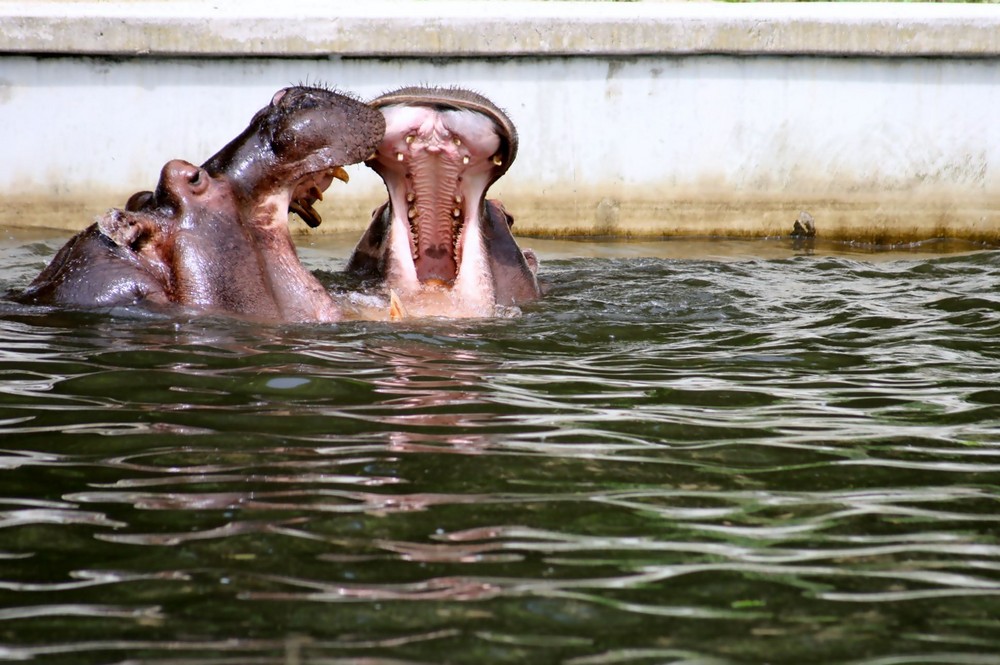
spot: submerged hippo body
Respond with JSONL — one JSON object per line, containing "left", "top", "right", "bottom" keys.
{"left": 17, "top": 86, "right": 385, "bottom": 322}
{"left": 15, "top": 220, "right": 170, "bottom": 309}
{"left": 345, "top": 87, "right": 540, "bottom": 317}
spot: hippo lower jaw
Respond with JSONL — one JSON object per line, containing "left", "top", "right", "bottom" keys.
{"left": 239, "top": 159, "right": 358, "bottom": 322}
{"left": 248, "top": 187, "right": 343, "bottom": 323}
{"left": 383, "top": 200, "right": 496, "bottom": 316}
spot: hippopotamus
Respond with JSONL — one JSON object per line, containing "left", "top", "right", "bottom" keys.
{"left": 345, "top": 87, "right": 541, "bottom": 318}
{"left": 14, "top": 159, "right": 234, "bottom": 310}
{"left": 16, "top": 85, "right": 385, "bottom": 322}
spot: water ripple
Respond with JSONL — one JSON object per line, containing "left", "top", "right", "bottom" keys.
{"left": 1, "top": 247, "right": 999, "bottom": 663}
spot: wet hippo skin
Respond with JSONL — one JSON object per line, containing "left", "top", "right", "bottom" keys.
{"left": 16, "top": 86, "right": 385, "bottom": 323}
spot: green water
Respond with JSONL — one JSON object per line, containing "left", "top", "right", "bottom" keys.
{"left": 1, "top": 230, "right": 998, "bottom": 664}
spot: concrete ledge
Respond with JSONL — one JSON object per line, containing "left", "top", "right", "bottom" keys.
{"left": 2, "top": 1, "right": 1000, "bottom": 58}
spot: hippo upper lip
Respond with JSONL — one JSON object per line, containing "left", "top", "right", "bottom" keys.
{"left": 201, "top": 85, "right": 385, "bottom": 222}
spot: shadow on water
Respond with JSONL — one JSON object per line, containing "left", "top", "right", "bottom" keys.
{"left": 0, "top": 229, "right": 999, "bottom": 663}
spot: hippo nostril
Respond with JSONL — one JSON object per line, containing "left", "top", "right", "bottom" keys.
{"left": 185, "top": 168, "right": 210, "bottom": 195}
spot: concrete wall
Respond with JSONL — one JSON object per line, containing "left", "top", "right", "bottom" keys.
{"left": 2, "top": 1, "right": 999, "bottom": 242}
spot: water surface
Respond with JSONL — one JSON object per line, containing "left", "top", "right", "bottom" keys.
{"left": 1, "top": 229, "right": 998, "bottom": 664}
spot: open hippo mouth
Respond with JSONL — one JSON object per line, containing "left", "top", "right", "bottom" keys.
{"left": 366, "top": 87, "right": 517, "bottom": 288}
{"left": 288, "top": 165, "right": 350, "bottom": 228}
{"left": 202, "top": 85, "right": 386, "bottom": 231}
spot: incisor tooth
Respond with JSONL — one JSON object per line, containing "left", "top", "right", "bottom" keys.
{"left": 462, "top": 156, "right": 470, "bottom": 165}
{"left": 492, "top": 155, "right": 503, "bottom": 166}
{"left": 396, "top": 152, "right": 405, "bottom": 162}
{"left": 405, "top": 135, "right": 415, "bottom": 144}
{"left": 453, "top": 137, "right": 462, "bottom": 146}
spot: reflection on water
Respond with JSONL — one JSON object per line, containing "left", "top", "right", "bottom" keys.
{"left": 0, "top": 229, "right": 999, "bottom": 664}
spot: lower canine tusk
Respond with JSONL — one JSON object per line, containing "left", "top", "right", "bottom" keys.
{"left": 389, "top": 290, "right": 409, "bottom": 321}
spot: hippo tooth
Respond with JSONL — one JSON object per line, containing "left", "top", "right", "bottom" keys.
{"left": 389, "top": 289, "right": 409, "bottom": 320}
{"left": 462, "top": 156, "right": 470, "bottom": 165}
{"left": 452, "top": 208, "right": 461, "bottom": 219}
{"left": 405, "top": 135, "right": 415, "bottom": 144}
{"left": 492, "top": 154, "right": 503, "bottom": 166}
{"left": 453, "top": 137, "right": 462, "bottom": 146}
{"left": 397, "top": 152, "right": 405, "bottom": 162}
{"left": 332, "top": 166, "right": 350, "bottom": 183}
{"left": 454, "top": 194, "right": 463, "bottom": 204}
{"left": 408, "top": 206, "right": 417, "bottom": 220}
{"left": 406, "top": 192, "right": 415, "bottom": 203}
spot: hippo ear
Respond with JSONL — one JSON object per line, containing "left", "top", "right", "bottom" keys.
{"left": 125, "top": 190, "right": 154, "bottom": 212}
{"left": 270, "top": 88, "right": 289, "bottom": 106}
{"left": 488, "top": 199, "right": 515, "bottom": 228}
{"left": 522, "top": 249, "right": 539, "bottom": 276}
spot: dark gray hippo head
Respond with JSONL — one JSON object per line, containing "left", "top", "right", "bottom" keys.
{"left": 346, "top": 86, "right": 540, "bottom": 317}
{"left": 21, "top": 86, "right": 386, "bottom": 322}
{"left": 15, "top": 158, "right": 237, "bottom": 310}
